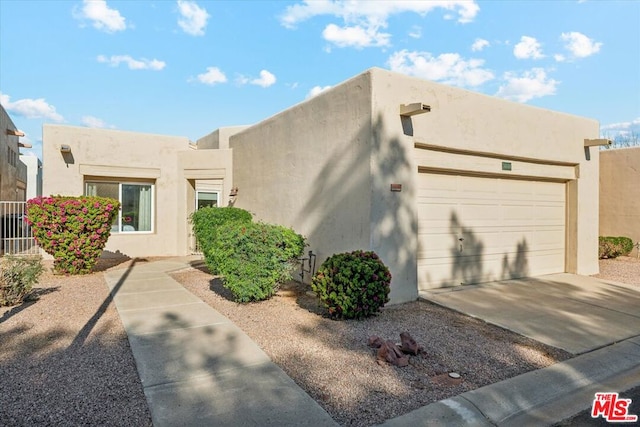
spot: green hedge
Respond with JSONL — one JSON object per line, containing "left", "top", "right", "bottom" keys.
{"left": 598, "top": 236, "right": 634, "bottom": 259}
{"left": 190, "top": 207, "right": 252, "bottom": 257}
{"left": 191, "top": 207, "right": 305, "bottom": 302}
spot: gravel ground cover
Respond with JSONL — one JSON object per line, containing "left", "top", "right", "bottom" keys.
{"left": 1, "top": 256, "right": 638, "bottom": 426}
{"left": 593, "top": 256, "right": 640, "bottom": 286}
{"left": 0, "top": 259, "right": 152, "bottom": 427}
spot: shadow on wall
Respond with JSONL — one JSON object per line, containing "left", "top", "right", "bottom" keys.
{"left": 425, "top": 211, "right": 530, "bottom": 288}
{"left": 294, "top": 113, "right": 416, "bottom": 302}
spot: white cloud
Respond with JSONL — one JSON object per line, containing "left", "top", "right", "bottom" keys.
{"left": 601, "top": 117, "right": 640, "bottom": 137}
{"left": 306, "top": 85, "right": 332, "bottom": 98}
{"left": 408, "top": 25, "right": 422, "bottom": 39}
{"left": 322, "top": 23, "right": 390, "bottom": 48}
{"left": 471, "top": 38, "right": 489, "bottom": 52}
{"left": 195, "top": 67, "right": 227, "bottom": 85}
{"left": 513, "top": 36, "right": 544, "bottom": 59}
{"left": 237, "top": 70, "right": 277, "bottom": 88}
{"left": 0, "top": 92, "right": 64, "bottom": 122}
{"left": 387, "top": 49, "right": 494, "bottom": 87}
{"left": 177, "top": 0, "right": 210, "bottom": 36}
{"left": 554, "top": 54, "right": 566, "bottom": 62}
{"left": 97, "top": 55, "right": 166, "bottom": 70}
{"left": 496, "top": 68, "right": 558, "bottom": 102}
{"left": 81, "top": 116, "right": 107, "bottom": 128}
{"left": 280, "top": 1, "right": 479, "bottom": 48}
{"left": 73, "top": 0, "right": 127, "bottom": 33}
{"left": 560, "top": 31, "right": 602, "bottom": 58}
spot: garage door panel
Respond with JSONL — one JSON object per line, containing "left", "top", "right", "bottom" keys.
{"left": 418, "top": 173, "right": 566, "bottom": 290}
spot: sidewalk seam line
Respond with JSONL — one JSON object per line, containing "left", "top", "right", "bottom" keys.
{"left": 129, "top": 321, "right": 231, "bottom": 336}
{"left": 117, "top": 301, "right": 206, "bottom": 312}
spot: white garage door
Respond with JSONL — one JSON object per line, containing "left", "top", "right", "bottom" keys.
{"left": 417, "top": 173, "right": 566, "bottom": 290}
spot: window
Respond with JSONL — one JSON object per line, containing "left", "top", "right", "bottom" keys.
{"left": 196, "top": 191, "right": 219, "bottom": 210}
{"left": 85, "top": 181, "right": 154, "bottom": 233}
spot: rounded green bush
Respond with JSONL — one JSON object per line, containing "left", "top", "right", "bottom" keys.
{"left": 311, "top": 250, "right": 391, "bottom": 320}
{"left": 206, "top": 221, "right": 305, "bottom": 302}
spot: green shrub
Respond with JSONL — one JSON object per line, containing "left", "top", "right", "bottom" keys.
{"left": 205, "top": 222, "right": 305, "bottom": 302}
{"left": 599, "top": 236, "right": 634, "bottom": 259}
{"left": 0, "top": 256, "right": 44, "bottom": 306}
{"left": 311, "top": 250, "right": 391, "bottom": 320}
{"left": 26, "top": 196, "right": 120, "bottom": 274}
{"left": 190, "top": 207, "right": 252, "bottom": 255}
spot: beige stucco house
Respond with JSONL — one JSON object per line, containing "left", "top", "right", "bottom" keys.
{"left": 42, "top": 67, "right": 602, "bottom": 304}
{"left": 599, "top": 147, "right": 640, "bottom": 248}
{"left": 43, "top": 125, "right": 236, "bottom": 258}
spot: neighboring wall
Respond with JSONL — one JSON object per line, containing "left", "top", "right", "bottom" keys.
{"left": 197, "top": 126, "right": 250, "bottom": 149}
{"left": 0, "top": 105, "right": 27, "bottom": 201}
{"left": 600, "top": 147, "right": 640, "bottom": 247}
{"left": 43, "top": 125, "right": 192, "bottom": 257}
{"left": 20, "top": 155, "right": 43, "bottom": 200}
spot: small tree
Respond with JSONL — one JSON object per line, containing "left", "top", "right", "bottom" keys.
{"left": 26, "top": 196, "right": 120, "bottom": 274}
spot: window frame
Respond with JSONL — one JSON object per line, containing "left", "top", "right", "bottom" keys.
{"left": 84, "top": 180, "right": 155, "bottom": 234}
{"left": 195, "top": 190, "right": 220, "bottom": 210}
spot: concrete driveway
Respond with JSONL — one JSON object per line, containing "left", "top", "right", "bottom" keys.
{"left": 420, "top": 273, "right": 640, "bottom": 354}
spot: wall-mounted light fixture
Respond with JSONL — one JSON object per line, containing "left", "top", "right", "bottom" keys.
{"left": 60, "top": 144, "right": 72, "bottom": 153}
{"left": 229, "top": 187, "right": 238, "bottom": 197}
{"left": 584, "top": 138, "right": 612, "bottom": 147}
{"left": 400, "top": 103, "right": 431, "bottom": 117}
{"left": 6, "top": 129, "right": 25, "bottom": 137}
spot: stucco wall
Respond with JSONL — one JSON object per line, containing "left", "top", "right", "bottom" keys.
{"left": 43, "top": 125, "right": 193, "bottom": 257}
{"left": 231, "top": 72, "right": 375, "bottom": 285}
{"left": 197, "top": 126, "right": 250, "bottom": 149}
{"left": 20, "top": 155, "right": 43, "bottom": 200}
{"left": 600, "top": 147, "right": 640, "bottom": 248}
{"left": 368, "top": 68, "right": 600, "bottom": 278}
{"left": 0, "top": 105, "right": 26, "bottom": 201}
{"left": 231, "top": 68, "right": 600, "bottom": 304}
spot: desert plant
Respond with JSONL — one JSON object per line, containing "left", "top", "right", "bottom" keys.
{"left": 205, "top": 221, "right": 305, "bottom": 302}
{"left": 190, "top": 207, "right": 253, "bottom": 254}
{"left": 311, "top": 250, "right": 391, "bottom": 320}
{"left": 26, "top": 196, "right": 119, "bottom": 274}
{"left": 598, "top": 236, "right": 634, "bottom": 259}
{"left": 0, "top": 255, "right": 44, "bottom": 306}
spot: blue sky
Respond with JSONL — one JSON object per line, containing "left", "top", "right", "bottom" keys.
{"left": 1, "top": 0, "right": 639, "bottom": 159}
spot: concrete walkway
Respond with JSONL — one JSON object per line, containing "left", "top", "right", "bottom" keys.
{"left": 106, "top": 260, "right": 640, "bottom": 426}
{"left": 103, "top": 257, "right": 337, "bottom": 427}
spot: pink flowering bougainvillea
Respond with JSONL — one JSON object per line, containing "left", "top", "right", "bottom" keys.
{"left": 26, "top": 196, "right": 120, "bottom": 275}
